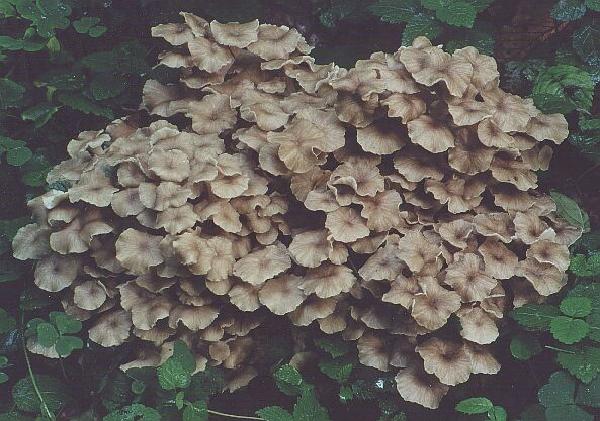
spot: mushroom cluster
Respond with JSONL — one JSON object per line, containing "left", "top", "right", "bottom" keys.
{"left": 14, "top": 13, "right": 580, "bottom": 408}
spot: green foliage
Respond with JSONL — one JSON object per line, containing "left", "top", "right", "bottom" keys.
{"left": 24, "top": 311, "right": 83, "bottom": 357}
{"left": 510, "top": 334, "right": 542, "bottom": 360}
{"left": 532, "top": 65, "right": 594, "bottom": 114}
{"left": 537, "top": 371, "right": 593, "bottom": 421}
{"left": 550, "top": 192, "right": 591, "bottom": 233}
{"left": 157, "top": 340, "right": 196, "bottom": 390}
{"left": 12, "top": 374, "right": 72, "bottom": 415}
{"left": 455, "top": 397, "right": 507, "bottom": 421}
{"left": 103, "top": 404, "right": 161, "bottom": 421}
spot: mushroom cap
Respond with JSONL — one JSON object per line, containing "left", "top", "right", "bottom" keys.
{"left": 233, "top": 243, "right": 291, "bottom": 285}
{"left": 74, "top": 280, "right": 107, "bottom": 311}
{"left": 288, "top": 230, "right": 331, "bottom": 268}
{"left": 12, "top": 223, "right": 51, "bottom": 260}
{"left": 444, "top": 253, "right": 498, "bottom": 302}
{"left": 407, "top": 115, "right": 455, "bottom": 153}
{"left": 412, "top": 277, "right": 461, "bottom": 330}
{"left": 325, "top": 207, "right": 370, "bottom": 243}
{"left": 210, "top": 20, "right": 259, "bottom": 48}
{"left": 357, "top": 332, "right": 390, "bottom": 372}
{"left": 258, "top": 274, "right": 306, "bottom": 315}
{"left": 115, "top": 229, "right": 165, "bottom": 275}
{"left": 395, "top": 364, "right": 449, "bottom": 409}
{"left": 416, "top": 338, "right": 472, "bottom": 386}
{"left": 89, "top": 310, "right": 132, "bottom": 347}
{"left": 300, "top": 264, "right": 356, "bottom": 298}
{"left": 34, "top": 254, "right": 79, "bottom": 292}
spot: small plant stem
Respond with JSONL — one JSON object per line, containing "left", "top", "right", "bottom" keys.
{"left": 22, "top": 339, "right": 55, "bottom": 420}
{"left": 544, "top": 345, "right": 576, "bottom": 354}
{"left": 207, "top": 409, "right": 264, "bottom": 420}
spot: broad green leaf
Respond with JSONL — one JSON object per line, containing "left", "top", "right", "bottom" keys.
{"left": 573, "top": 22, "right": 600, "bottom": 67}
{"left": 569, "top": 253, "right": 600, "bottom": 277}
{"left": 0, "top": 78, "right": 25, "bottom": 109}
{"left": 510, "top": 334, "right": 542, "bottom": 360}
{"left": 315, "top": 336, "right": 352, "bottom": 358}
{"left": 511, "top": 304, "right": 561, "bottom": 330}
{"left": 103, "top": 404, "right": 160, "bottom": 421}
{"left": 292, "top": 386, "right": 331, "bottom": 421}
{"left": 21, "top": 103, "right": 59, "bottom": 128}
{"left": 368, "top": 0, "right": 422, "bottom": 23}
{"left": 545, "top": 405, "right": 593, "bottom": 421}
{"left": 489, "top": 406, "right": 507, "bottom": 421}
{"left": 550, "top": 0, "right": 587, "bottom": 22}
{"left": 256, "top": 406, "right": 293, "bottom": 421}
{"left": 55, "top": 335, "right": 83, "bottom": 357}
{"left": 0, "top": 35, "right": 45, "bottom": 51}
{"left": 579, "top": 115, "right": 600, "bottom": 131}
{"left": 90, "top": 73, "right": 127, "bottom": 100}
{"left": 50, "top": 312, "right": 82, "bottom": 334}
{"left": 560, "top": 297, "right": 593, "bottom": 318}
{"left": 550, "top": 316, "right": 589, "bottom": 344}
{"left": 445, "top": 22, "right": 495, "bottom": 54}
{"left": 6, "top": 146, "right": 33, "bottom": 166}
{"left": 576, "top": 375, "right": 600, "bottom": 408}
{"left": 556, "top": 346, "right": 600, "bottom": 383}
{"left": 550, "top": 191, "right": 590, "bottom": 232}
{"left": 319, "top": 358, "right": 353, "bottom": 383}
{"left": 0, "top": 308, "right": 16, "bottom": 333}
{"left": 182, "top": 401, "right": 208, "bottom": 421}
{"left": 57, "top": 92, "right": 114, "bottom": 119}
{"left": 157, "top": 340, "right": 196, "bottom": 390}
{"left": 80, "top": 41, "right": 149, "bottom": 75}
{"left": 36, "top": 71, "right": 86, "bottom": 91}
{"left": 455, "top": 397, "right": 494, "bottom": 414}
{"left": 586, "top": 0, "right": 600, "bottom": 10}
{"left": 538, "top": 371, "right": 576, "bottom": 407}
{"left": 532, "top": 65, "right": 595, "bottom": 114}
{"left": 72, "top": 16, "right": 100, "bottom": 33}
{"left": 35, "top": 322, "right": 59, "bottom": 347}
{"left": 12, "top": 375, "right": 72, "bottom": 414}
{"left": 402, "top": 13, "right": 443, "bottom": 46}
{"left": 585, "top": 311, "right": 600, "bottom": 342}
{"left": 423, "top": 0, "right": 478, "bottom": 28}
{"left": 0, "top": 372, "right": 8, "bottom": 384}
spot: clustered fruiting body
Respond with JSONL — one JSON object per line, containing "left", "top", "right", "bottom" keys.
{"left": 14, "top": 13, "right": 581, "bottom": 408}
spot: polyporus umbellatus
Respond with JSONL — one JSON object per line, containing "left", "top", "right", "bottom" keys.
{"left": 14, "top": 12, "right": 580, "bottom": 407}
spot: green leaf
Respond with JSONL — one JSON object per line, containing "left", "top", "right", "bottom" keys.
{"left": 80, "top": 41, "right": 149, "bottom": 75}
{"left": 315, "top": 336, "right": 352, "bottom": 358}
{"left": 55, "top": 335, "right": 83, "bottom": 357}
{"left": 511, "top": 304, "right": 561, "bottom": 330}
{"left": 50, "top": 312, "right": 82, "bottom": 334}
{"left": 12, "top": 375, "right": 72, "bottom": 414}
{"left": 274, "top": 364, "right": 304, "bottom": 396}
{"left": 510, "top": 334, "right": 542, "bottom": 360}
{"left": 56, "top": 92, "right": 113, "bottom": 119}
{"left": 319, "top": 358, "right": 354, "bottom": 383}
{"left": 368, "top": 0, "right": 422, "bottom": 23}
{"left": 0, "top": 372, "right": 8, "bottom": 384}
{"left": 256, "top": 407, "right": 294, "bottom": 421}
{"left": 292, "top": 386, "right": 331, "bottom": 421}
{"left": 550, "top": 316, "right": 590, "bottom": 344}
{"left": 103, "top": 404, "right": 160, "bottom": 421}
{"left": 556, "top": 346, "right": 600, "bottom": 383}
{"left": 573, "top": 22, "right": 600, "bottom": 67}
{"left": 35, "top": 322, "right": 59, "bottom": 347}
{"left": 0, "top": 308, "right": 16, "bottom": 333}
{"left": 445, "top": 22, "right": 495, "bottom": 54}
{"left": 88, "top": 25, "right": 107, "bottom": 37}
{"left": 183, "top": 401, "right": 208, "bottom": 421}
{"left": 423, "top": 0, "right": 478, "bottom": 28}
{"left": 72, "top": 16, "right": 100, "bottom": 33}
{"left": 586, "top": 0, "right": 600, "bottom": 10}
{"left": 538, "top": 371, "right": 576, "bottom": 408}
{"left": 576, "top": 375, "right": 600, "bottom": 407}
{"left": 579, "top": 115, "right": 600, "bottom": 131}
{"left": 186, "top": 366, "right": 226, "bottom": 401}
{"left": 36, "top": 71, "right": 86, "bottom": 91}
{"left": 402, "top": 13, "right": 443, "bottom": 45}
{"left": 550, "top": 192, "right": 590, "bottom": 232}
{"left": 544, "top": 405, "right": 593, "bottom": 421}
{"left": 90, "top": 73, "right": 127, "bottom": 100}
{"left": 157, "top": 340, "right": 196, "bottom": 390}
{"left": 585, "top": 311, "right": 600, "bottom": 342}
{"left": 455, "top": 397, "right": 494, "bottom": 414}
{"left": 532, "top": 65, "right": 595, "bottom": 114}
{"left": 551, "top": 0, "right": 587, "bottom": 22}
{"left": 560, "top": 297, "right": 593, "bottom": 318}
{"left": 489, "top": 406, "right": 507, "bottom": 421}
{"left": 6, "top": 146, "right": 33, "bottom": 166}
{"left": 0, "top": 78, "right": 26, "bottom": 110}
{"left": 21, "top": 103, "right": 59, "bottom": 128}
{"left": 0, "top": 35, "right": 45, "bottom": 51}
{"left": 569, "top": 253, "right": 600, "bottom": 277}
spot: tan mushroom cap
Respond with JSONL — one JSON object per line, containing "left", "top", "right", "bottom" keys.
{"left": 397, "top": 230, "right": 440, "bottom": 274}
{"left": 381, "top": 275, "right": 420, "bottom": 309}
{"left": 247, "top": 24, "right": 302, "bottom": 60}
{"left": 188, "top": 37, "right": 233, "bottom": 73}
{"left": 115, "top": 229, "right": 164, "bottom": 275}
{"left": 474, "top": 212, "right": 515, "bottom": 243}
{"left": 288, "top": 230, "right": 331, "bottom": 268}
{"left": 445, "top": 253, "right": 498, "bottom": 302}
{"left": 229, "top": 283, "right": 260, "bottom": 312}
{"left": 381, "top": 93, "right": 426, "bottom": 123}
{"left": 111, "top": 188, "right": 145, "bottom": 217}
{"left": 169, "top": 304, "right": 220, "bottom": 330}
{"left": 89, "top": 310, "right": 132, "bottom": 347}
{"left": 395, "top": 364, "right": 449, "bottom": 409}
{"left": 458, "top": 306, "right": 499, "bottom": 344}
{"left": 300, "top": 264, "right": 356, "bottom": 298}
{"left": 325, "top": 207, "right": 370, "bottom": 243}
{"left": 210, "top": 20, "right": 259, "bottom": 48}
{"left": 73, "top": 280, "right": 107, "bottom": 311}
{"left": 68, "top": 170, "right": 119, "bottom": 207}
{"left": 187, "top": 94, "right": 237, "bottom": 135}
{"left": 516, "top": 257, "right": 566, "bottom": 296}
{"left": 151, "top": 22, "right": 193, "bottom": 45}
{"left": 436, "top": 219, "right": 474, "bottom": 249}
{"left": 233, "top": 243, "right": 291, "bottom": 285}
{"left": 412, "top": 277, "right": 461, "bottom": 330}
{"left": 148, "top": 149, "right": 190, "bottom": 182}
{"left": 357, "top": 190, "right": 404, "bottom": 232}
{"left": 12, "top": 223, "right": 51, "bottom": 260}
{"left": 479, "top": 238, "right": 518, "bottom": 280}
{"left": 525, "top": 113, "right": 569, "bottom": 144}
{"left": 464, "top": 342, "right": 501, "bottom": 375}
{"left": 359, "top": 243, "right": 405, "bottom": 282}
{"left": 288, "top": 296, "right": 338, "bottom": 326}
{"left": 156, "top": 204, "right": 197, "bottom": 234}
{"left": 34, "top": 254, "right": 79, "bottom": 292}
{"left": 258, "top": 274, "right": 306, "bottom": 315}
{"left": 482, "top": 87, "right": 539, "bottom": 132}
{"left": 357, "top": 332, "right": 390, "bottom": 372}
{"left": 407, "top": 115, "right": 455, "bottom": 153}
{"left": 513, "top": 211, "right": 555, "bottom": 245}
{"left": 393, "top": 147, "right": 444, "bottom": 183}
{"left": 416, "top": 338, "right": 472, "bottom": 386}
{"left": 356, "top": 119, "right": 407, "bottom": 154}
{"left": 527, "top": 239, "right": 570, "bottom": 271}
{"left": 448, "top": 128, "right": 495, "bottom": 175}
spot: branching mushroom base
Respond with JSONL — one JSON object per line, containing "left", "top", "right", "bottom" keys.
{"left": 14, "top": 13, "right": 579, "bottom": 409}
